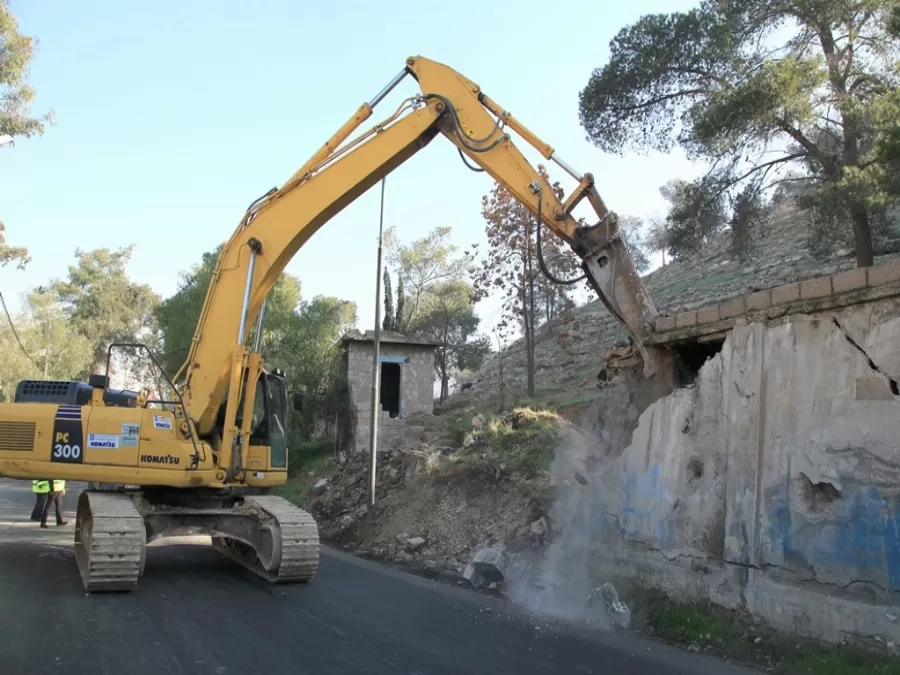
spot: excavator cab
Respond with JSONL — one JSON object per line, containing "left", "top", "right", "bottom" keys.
{"left": 229, "top": 367, "right": 289, "bottom": 473}
{"left": 248, "top": 368, "right": 288, "bottom": 470}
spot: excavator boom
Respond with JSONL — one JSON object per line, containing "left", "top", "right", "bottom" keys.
{"left": 180, "top": 56, "right": 661, "bottom": 452}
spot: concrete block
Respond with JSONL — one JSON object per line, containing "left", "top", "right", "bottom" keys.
{"left": 771, "top": 281, "right": 800, "bottom": 306}
{"left": 697, "top": 305, "right": 721, "bottom": 325}
{"left": 471, "top": 547, "right": 509, "bottom": 582}
{"left": 868, "top": 259, "right": 900, "bottom": 287}
{"left": 655, "top": 315, "right": 676, "bottom": 332}
{"left": 675, "top": 311, "right": 698, "bottom": 328}
{"left": 800, "top": 276, "right": 832, "bottom": 300}
{"left": 746, "top": 290, "right": 771, "bottom": 311}
{"left": 831, "top": 267, "right": 868, "bottom": 294}
{"left": 720, "top": 297, "right": 746, "bottom": 319}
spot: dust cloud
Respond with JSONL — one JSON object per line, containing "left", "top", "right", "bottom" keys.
{"left": 506, "top": 424, "right": 625, "bottom": 629}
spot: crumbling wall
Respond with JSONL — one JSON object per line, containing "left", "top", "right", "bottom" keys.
{"left": 594, "top": 298, "right": 900, "bottom": 645}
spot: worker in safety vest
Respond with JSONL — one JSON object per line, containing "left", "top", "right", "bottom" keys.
{"left": 39, "top": 479, "right": 67, "bottom": 528}
{"left": 30, "top": 480, "right": 50, "bottom": 521}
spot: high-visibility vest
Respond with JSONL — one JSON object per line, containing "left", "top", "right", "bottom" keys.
{"left": 32, "top": 480, "right": 50, "bottom": 494}
{"left": 53, "top": 480, "right": 66, "bottom": 492}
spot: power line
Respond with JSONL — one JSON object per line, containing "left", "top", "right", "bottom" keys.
{"left": 0, "top": 290, "right": 39, "bottom": 369}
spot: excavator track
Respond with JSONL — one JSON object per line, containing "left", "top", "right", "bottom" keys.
{"left": 211, "top": 495, "right": 319, "bottom": 584}
{"left": 73, "top": 490, "right": 147, "bottom": 593}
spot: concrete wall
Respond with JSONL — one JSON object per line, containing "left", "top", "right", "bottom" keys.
{"left": 594, "top": 296, "right": 900, "bottom": 645}
{"left": 345, "top": 341, "right": 435, "bottom": 454}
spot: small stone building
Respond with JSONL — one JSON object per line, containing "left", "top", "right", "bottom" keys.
{"left": 340, "top": 329, "right": 439, "bottom": 454}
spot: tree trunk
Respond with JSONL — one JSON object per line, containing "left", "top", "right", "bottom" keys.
{"left": 439, "top": 332, "right": 449, "bottom": 403}
{"left": 851, "top": 202, "right": 874, "bottom": 267}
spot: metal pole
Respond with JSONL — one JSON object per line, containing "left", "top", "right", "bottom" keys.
{"left": 253, "top": 299, "right": 267, "bottom": 352}
{"left": 368, "top": 69, "right": 408, "bottom": 108}
{"left": 237, "top": 251, "right": 257, "bottom": 344}
{"left": 367, "top": 177, "right": 387, "bottom": 520}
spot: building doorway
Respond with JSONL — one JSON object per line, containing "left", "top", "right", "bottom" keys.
{"left": 380, "top": 362, "right": 401, "bottom": 417}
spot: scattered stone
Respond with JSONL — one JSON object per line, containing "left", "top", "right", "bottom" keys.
{"left": 585, "top": 582, "right": 631, "bottom": 630}
{"left": 530, "top": 517, "right": 547, "bottom": 536}
{"left": 313, "top": 478, "right": 329, "bottom": 493}
{"left": 395, "top": 532, "right": 410, "bottom": 543}
{"left": 481, "top": 607, "right": 492, "bottom": 614}
{"left": 470, "top": 547, "right": 509, "bottom": 583}
{"left": 886, "top": 606, "right": 900, "bottom": 622}
{"left": 472, "top": 413, "right": 485, "bottom": 428}
{"left": 574, "top": 472, "right": 589, "bottom": 486}
{"left": 424, "top": 560, "right": 437, "bottom": 570}
{"left": 393, "top": 551, "right": 411, "bottom": 563}
{"left": 688, "top": 642, "right": 701, "bottom": 653}
{"left": 406, "top": 537, "right": 426, "bottom": 551}
{"left": 754, "top": 637, "right": 762, "bottom": 645}
{"left": 463, "top": 433, "right": 476, "bottom": 448}
{"left": 388, "top": 467, "right": 400, "bottom": 479}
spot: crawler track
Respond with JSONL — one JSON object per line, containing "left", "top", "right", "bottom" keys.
{"left": 73, "top": 491, "right": 147, "bottom": 593}
{"left": 211, "top": 495, "right": 319, "bottom": 583}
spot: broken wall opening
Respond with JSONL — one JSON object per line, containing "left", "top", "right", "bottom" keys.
{"left": 670, "top": 335, "right": 726, "bottom": 387}
{"left": 380, "top": 362, "right": 401, "bottom": 417}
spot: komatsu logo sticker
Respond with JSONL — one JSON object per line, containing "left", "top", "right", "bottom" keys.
{"left": 153, "top": 415, "right": 173, "bottom": 431}
{"left": 51, "top": 405, "right": 83, "bottom": 464}
{"left": 120, "top": 423, "right": 140, "bottom": 447}
{"left": 86, "top": 433, "right": 119, "bottom": 449}
{"left": 140, "top": 454, "right": 180, "bottom": 465}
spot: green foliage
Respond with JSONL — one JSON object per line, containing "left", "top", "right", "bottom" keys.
{"left": 0, "top": 0, "right": 52, "bottom": 139}
{"left": 0, "top": 221, "right": 29, "bottom": 270}
{"left": 409, "top": 279, "right": 491, "bottom": 402}
{"left": 47, "top": 247, "right": 160, "bottom": 373}
{"left": 382, "top": 268, "right": 394, "bottom": 331}
{"left": 153, "top": 246, "right": 222, "bottom": 375}
{"left": 617, "top": 215, "right": 652, "bottom": 273}
{"left": 638, "top": 589, "right": 900, "bottom": 674}
{"left": 0, "top": 290, "right": 93, "bottom": 399}
{"left": 448, "top": 408, "right": 560, "bottom": 480}
{"left": 395, "top": 276, "right": 405, "bottom": 330}
{"left": 579, "top": 0, "right": 900, "bottom": 266}
{"left": 385, "top": 225, "right": 469, "bottom": 331}
{"left": 386, "top": 225, "right": 489, "bottom": 399}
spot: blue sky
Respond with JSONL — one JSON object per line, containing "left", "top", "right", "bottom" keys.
{"left": 0, "top": 0, "right": 702, "bottom": 337}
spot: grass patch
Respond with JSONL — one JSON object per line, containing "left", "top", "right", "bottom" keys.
{"left": 276, "top": 438, "right": 336, "bottom": 507}
{"left": 437, "top": 407, "right": 560, "bottom": 480}
{"left": 635, "top": 589, "right": 900, "bottom": 675}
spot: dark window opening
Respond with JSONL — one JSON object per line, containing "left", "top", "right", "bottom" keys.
{"left": 380, "top": 362, "right": 401, "bottom": 417}
{"left": 672, "top": 337, "right": 725, "bottom": 387}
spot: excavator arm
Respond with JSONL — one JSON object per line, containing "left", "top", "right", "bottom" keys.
{"left": 176, "top": 56, "right": 663, "bottom": 476}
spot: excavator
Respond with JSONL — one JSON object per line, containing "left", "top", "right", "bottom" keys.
{"left": 0, "top": 56, "right": 664, "bottom": 592}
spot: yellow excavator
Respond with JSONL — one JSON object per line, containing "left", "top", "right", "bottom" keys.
{"left": 0, "top": 56, "right": 663, "bottom": 592}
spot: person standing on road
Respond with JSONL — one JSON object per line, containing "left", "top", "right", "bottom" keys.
{"left": 40, "top": 479, "right": 68, "bottom": 528}
{"left": 31, "top": 480, "right": 50, "bottom": 521}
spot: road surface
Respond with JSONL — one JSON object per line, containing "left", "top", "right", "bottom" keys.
{"left": 0, "top": 478, "right": 757, "bottom": 675}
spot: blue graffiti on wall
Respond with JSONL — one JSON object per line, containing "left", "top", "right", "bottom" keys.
{"left": 765, "top": 483, "right": 900, "bottom": 591}
{"left": 618, "top": 464, "right": 677, "bottom": 547}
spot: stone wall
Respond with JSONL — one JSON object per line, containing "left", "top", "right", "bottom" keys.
{"left": 345, "top": 341, "right": 436, "bottom": 454}
{"left": 575, "top": 292, "right": 900, "bottom": 645}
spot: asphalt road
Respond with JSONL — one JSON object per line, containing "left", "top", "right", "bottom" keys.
{"left": 0, "top": 478, "right": 758, "bottom": 675}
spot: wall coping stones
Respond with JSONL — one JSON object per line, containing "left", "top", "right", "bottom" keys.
{"left": 650, "top": 258, "right": 900, "bottom": 345}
